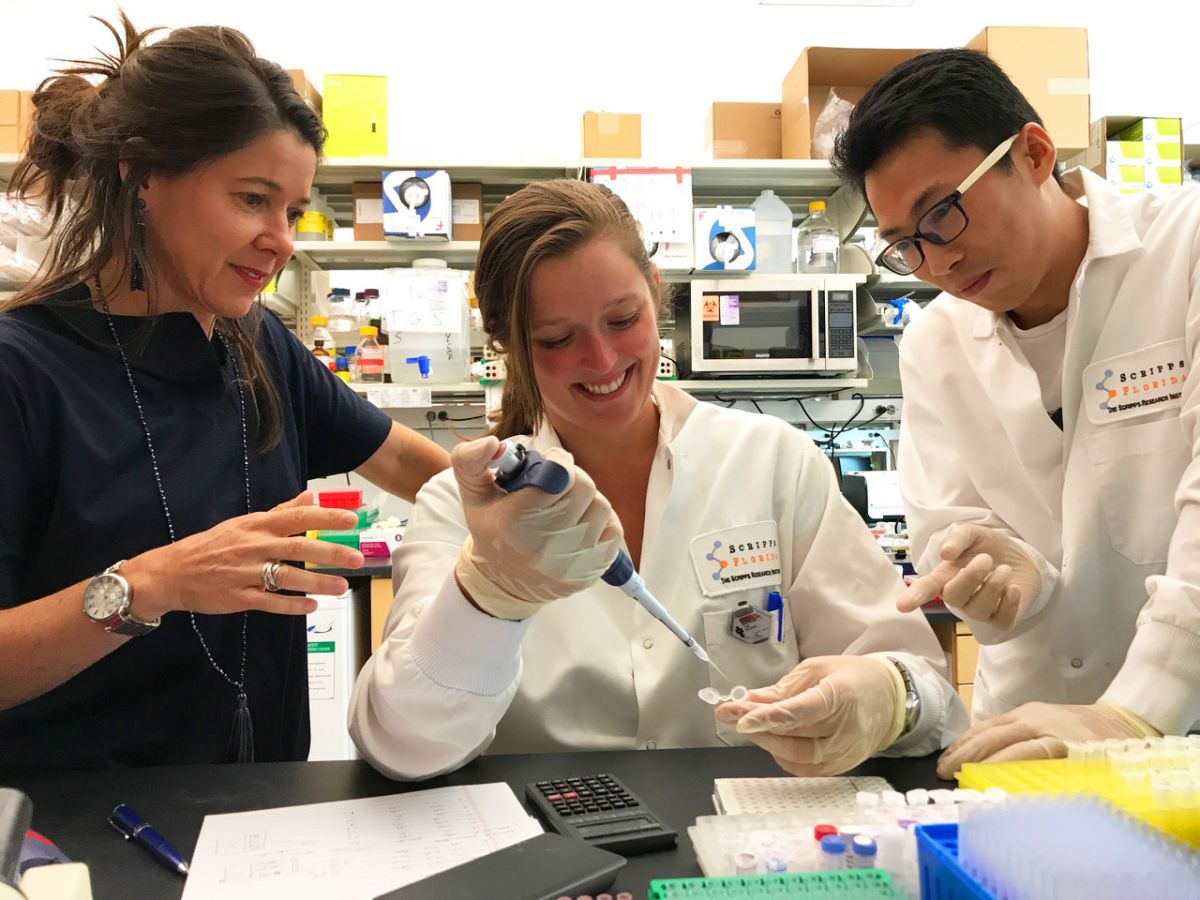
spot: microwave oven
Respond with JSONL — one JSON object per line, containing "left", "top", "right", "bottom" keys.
{"left": 677, "top": 276, "right": 863, "bottom": 376}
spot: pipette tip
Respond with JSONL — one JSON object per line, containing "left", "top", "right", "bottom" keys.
{"left": 690, "top": 643, "right": 728, "bottom": 681}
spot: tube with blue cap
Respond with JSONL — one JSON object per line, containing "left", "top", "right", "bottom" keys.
{"left": 489, "top": 441, "right": 725, "bottom": 677}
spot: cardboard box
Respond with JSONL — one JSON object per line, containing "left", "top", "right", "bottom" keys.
{"left": 694, "top": 207, "right": 756, "bottom": 271}
{"left": 583, "top": 111, "right": 641, "bottom": 158}
{"left": 286, "top": 69, "right": 322, "bottom": 115}
{"left": 0, "top": 90, "right": 34, "bottom": 154}
{"left": 1063, "top": 116, "right": 1185, "bottom": 194}
{"left": 1116, "top": 117, "right": 1184, "bottom": 169}
{"left": 782, "top": 48, "right": 932, "bottom": 159}
{"left": 954, "top": 633, "right": 980, "bottom": 684}
{"left": 966, "top": 27, "right": 1090, "bottom": 155}
{"left": 708, "top": 102, "right": 782, "bottom": 159}
{"left": 1116, "top": 117, "right": 1182, "bottom": 143}
{"left": 382, "top": 169, "right": 451, "bottom": 239}
{"left": 352, "top": 181, "right": 384, "bottom": 241}
{"left": 306, "top": 590, "right": 361, "bottom": 761}
{"left": 450, "top": 182, "right": 484, "bottom": 241}
{"left": 323, "top": 74, "right": 388, "bottom": 157}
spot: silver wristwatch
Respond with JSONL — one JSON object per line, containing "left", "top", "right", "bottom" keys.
{"left": 83, "top": 560, "right": 160, "bottom": 637}
{"left": 887, "top": 657, "right": 921, "bottom": 739}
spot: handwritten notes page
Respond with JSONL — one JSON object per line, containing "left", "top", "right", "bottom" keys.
{"left": 181, "top": 782, "right": 542, "bottom": 900}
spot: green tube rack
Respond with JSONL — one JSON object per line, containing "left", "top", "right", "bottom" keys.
{"left": 647, "top": 868, "right": 907, "bottom": 899}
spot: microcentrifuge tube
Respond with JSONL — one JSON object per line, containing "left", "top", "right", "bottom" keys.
{"left": 818, "top": 834, "right": 846, "bottom": 870}
{"left": 697, "top": 685, "right": 749, "bottom": 705}
{"left": 765, "top": 848, "right": 789, "bottom": 873}
{"left": 733, "top": 849, "right": 758, "bottom": 875}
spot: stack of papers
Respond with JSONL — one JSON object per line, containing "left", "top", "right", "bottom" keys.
{"left": 181, "top": 783, "right": 542, "bottom": 900}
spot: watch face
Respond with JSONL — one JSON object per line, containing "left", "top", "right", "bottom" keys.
{"left": 85, "top": 574, "right": 126, "bottom": 620}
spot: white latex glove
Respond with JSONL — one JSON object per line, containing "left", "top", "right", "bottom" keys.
{"left": 715, "top": 654, "right": 906, "bottom": 776}
{"left": 937, "top": 701, "right": 1160, "bottom": 779}
{"left": 897, "top": 523, "right": 1042, "bottom": 632}
{"left": 452, "top": 436, "right": 623, "bottom": 621}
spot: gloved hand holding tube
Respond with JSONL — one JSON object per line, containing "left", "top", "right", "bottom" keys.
{"left": 452, "top": 436, "right": 623, "bottom": 621}
{"left": 715, "top": 654, "right": 908, "bottom": 776}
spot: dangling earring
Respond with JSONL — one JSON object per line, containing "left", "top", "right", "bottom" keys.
{"left": 129, "top": 197, "right": 147, "bottom": 292}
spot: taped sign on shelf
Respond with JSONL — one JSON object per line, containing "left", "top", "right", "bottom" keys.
{"left": 385, "top": 272, "right": 464, "bottom": 334}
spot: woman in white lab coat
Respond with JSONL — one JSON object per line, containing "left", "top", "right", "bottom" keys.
{"left": 349, "top": 180, "right": 966, "bottom": 781}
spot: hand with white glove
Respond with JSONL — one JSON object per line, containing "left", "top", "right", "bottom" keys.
{"left": 897, "top": 523, "right": 1043, "bottom": 633}
{"left": 714, "top": 654, "right": 906, "bottom": 776}
{"left": 452, "top": 436, "right": 623, "bottom": 621}
{"left": 937, "top": 701, "right": 1160, "bottom": 779}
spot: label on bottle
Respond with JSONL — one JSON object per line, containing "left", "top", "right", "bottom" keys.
{"left": 297, "top": 210, "right": 327, "bottom": 236}
{"left": 811, "top": 234, "right": 838, "bottom": 255}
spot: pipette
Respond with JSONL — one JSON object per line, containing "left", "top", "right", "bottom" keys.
{"left": 489, "top": 442, "right": 725, "bottom": 677}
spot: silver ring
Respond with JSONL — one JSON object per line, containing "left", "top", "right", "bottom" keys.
{"left": 261, "top": 561, "right": 285, "bottom": 593}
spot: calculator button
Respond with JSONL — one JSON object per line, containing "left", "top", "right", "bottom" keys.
{"left": 546, "top": 793, "right": 562, "bottom": 802}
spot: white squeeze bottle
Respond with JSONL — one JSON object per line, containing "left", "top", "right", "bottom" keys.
{"left": 751, "top": 189, "right": 793, "bottom": 274}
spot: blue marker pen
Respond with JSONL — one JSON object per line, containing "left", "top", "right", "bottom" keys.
{"left": 766, "top": 590, "right": 783, "bottom": 642}
{"left": 109, "top": 804, "right": 189, "bottom": 876}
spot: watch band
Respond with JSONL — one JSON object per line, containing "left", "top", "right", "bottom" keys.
{"left": 887, "top": 657, "right": 920, "bottom": 739}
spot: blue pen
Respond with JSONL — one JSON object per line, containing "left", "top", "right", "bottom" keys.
{"left": 109, "top": 804, "right": 190, "bottom": 876}
{"left": 766, "top": 590, "right": 783, "bottom": 642}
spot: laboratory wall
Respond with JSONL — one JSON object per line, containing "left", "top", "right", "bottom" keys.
{"left": 3, "top": 0, "right": 1196, "bottom": 159}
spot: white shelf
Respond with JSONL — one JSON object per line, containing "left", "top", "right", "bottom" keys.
{"left": 868, "top": 273, "right": 938, "bottom": 289}
{"left": 673, "top": 377, "right": 867, "bottom": 394}
{"left": 292, "top": 243, "right": 878, "bottom": 279}
{"left": 316, "top": 158, "right": 581, "bottom": 186}
{"left": 314, "top": 157, "right": 838, "bottom": 191}
{"left": 351, "top": 377, "right": 865, "bottom": 407}
{"left": 292, "top": 240, "right": 480, "bottom": 269}
{"left": 860, "top": 323, "right": 904, "bottom": 336}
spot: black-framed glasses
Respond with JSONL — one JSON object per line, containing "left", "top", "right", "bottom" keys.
{"left": 875, "top": 134, "right": 1020, "bottom": 276}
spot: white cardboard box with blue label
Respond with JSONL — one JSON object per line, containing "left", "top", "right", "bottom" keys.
{"left": 694, "top": 206, "right": 757, "bottom": 271}
{"left": 382, "top": 168, "right": 452, "bottom": 239}
{"left": 307, "top": 589, "right": 361, "bottom": 761}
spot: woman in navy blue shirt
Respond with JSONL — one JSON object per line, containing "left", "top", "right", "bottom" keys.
{"left": 0, "top": 15, "right": 449, "bottom": 769}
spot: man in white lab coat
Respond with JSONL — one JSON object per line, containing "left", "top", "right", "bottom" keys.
{"left": 832, "top": 49, "right": 1200, "bottom": 776}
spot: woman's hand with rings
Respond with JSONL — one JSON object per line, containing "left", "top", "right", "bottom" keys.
{"left": 122, "top": 492, "right": 366, "bottom": 620}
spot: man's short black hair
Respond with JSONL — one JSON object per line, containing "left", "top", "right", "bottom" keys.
{"left": 832, "top": 49, "right": 1049, "bottom": 200}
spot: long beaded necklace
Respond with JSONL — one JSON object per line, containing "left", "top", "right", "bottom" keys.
{"left": 95, "top": 276, "right": 255, "bottom": 763}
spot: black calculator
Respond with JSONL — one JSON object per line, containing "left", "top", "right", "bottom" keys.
{"left": 525, "top": 773, "right": 677, "bottom": 855}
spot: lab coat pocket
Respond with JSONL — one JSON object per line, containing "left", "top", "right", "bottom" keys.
{"left": 1085, "top": 417, "right": 1190, "bottom": 565}
{"left": 702, "top": 605, "right": 799, "bottom": 748}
